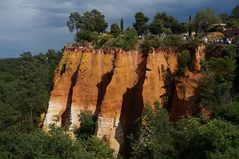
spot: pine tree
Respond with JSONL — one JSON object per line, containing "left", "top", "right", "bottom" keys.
{"left": 120, "top": 18, "right": 124, "bottom": 31}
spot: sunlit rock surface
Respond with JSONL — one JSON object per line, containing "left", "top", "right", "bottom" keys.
{"left": 43, "top": 44, "right": 206, "bottom": 155}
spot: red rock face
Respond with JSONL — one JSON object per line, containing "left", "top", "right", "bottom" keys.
{"left": 169, "top": 71, "right": 203, "bottom": 120}
{"left": 43, "top": 44, "right": 206, "bottom": 155}
{"left": 70, "top": 51, "right": 114, "bottom": 129}
{"left": 95, "top": 50, "right": 146, "bottom": 155}
{"left": 170, "top": 45, "right": 206, "bottom": 120}
{"left": 43, "top": 50, "right": 84, "bottom": 129}
{"left": 143, "top": 50, "right": 178, "bottom": 106}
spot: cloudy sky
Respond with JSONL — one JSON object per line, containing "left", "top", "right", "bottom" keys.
{"left": 0, "top": 0, "right": 238, "bottom": 58}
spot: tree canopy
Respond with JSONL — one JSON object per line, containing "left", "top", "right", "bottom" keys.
{"left": 67, "top": 12, "right": 82, "bottom": 33}
{"left": 120, "top": 18, "right": 124, "bottom": 31}
{"left": 67, "top": 9, "right": 108, "bottom": 42}
{"left": 133, "top": 12, "right": 149, "bottom": 36}
{"left": 194, "top": 8, "right": 222, "bottom": 32}
{"left": 110, "top": 23, "right": 121, "bottom": 37}
{"left": 232, "top": 5, "right": 239, "bottom": 19}
{"left": 150, "top": 12, "right": 186, "bottom": 34}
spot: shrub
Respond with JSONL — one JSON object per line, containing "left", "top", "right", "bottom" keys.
{"left": 163, "top": 35, "right": 187, "bottom": 49}
{"left": 140, "top": 34, "right": 162, "bottom": 53}
{"left": 177, "top": 50, "right": 191, "bottom": 76}
{"left": 75, "top": 111, "right": 96, "bottom": 139}
{"left": 76, "top": 30, "right": 99, "bottom": 43}
{"left": 94, "top": 34, "right": 112, "bottom": 49}
{"left": 217, "top": 101, "right": 239, "bottom": 124}
{"left": 110, "top": 23, "right": 121, "bottom": 37}
{"left": 175, "top": 118, "right": 239, "bottom": 159}
{"left": 130, "top": 101, "right": 176, "bottom": 159}
{"left": 198, "top": 45, "right": 237, "bottom": 113}
{"left": 112, "top": 27, "right": 138, "bottom": 50}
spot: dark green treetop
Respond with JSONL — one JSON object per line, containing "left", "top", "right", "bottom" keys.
{"left": 133, "top": 12, "right": 149, "bottom": 36}
{"left": 110, "top": 23, "right": 121, "bottom": 37}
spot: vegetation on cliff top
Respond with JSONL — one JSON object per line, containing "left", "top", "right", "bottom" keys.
{"left": 67, "top": 6, "right": 239, "bottom": 51}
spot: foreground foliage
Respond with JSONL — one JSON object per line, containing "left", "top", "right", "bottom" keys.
{"left": 0, "top": 50, "right": 114, "bottom": 159}
{"left": 131, "top": 102, "right": 239, "bottom": 159}
{"left": 0, "top": 127, "right": 113, "bottom": 159}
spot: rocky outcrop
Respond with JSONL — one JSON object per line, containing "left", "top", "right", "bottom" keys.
{"left": 170, "top": 45, "right": 205, "bottom": 120}
{"left": 43, "top": 49, "right": 84, "bottom": 129}
{"left": 43, "top": 44, "right": 206, "bottom": 155}
{"left": 143, "top": 49, "right": 178, "bottom": 106}
{"left": 95, "top": 50, "right": 145, "bottom": 155}
{"left": 70, "top": 50, "right": 114, "bottom": 129}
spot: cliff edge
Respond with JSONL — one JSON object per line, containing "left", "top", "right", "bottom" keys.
{"left": 43, "top": 44, "right": 205, "bottom": 155}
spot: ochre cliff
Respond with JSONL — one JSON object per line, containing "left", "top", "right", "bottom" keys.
{"left": 43, "top": 49, "right": 83, "bottom": 129}
{"left": 43, "top": 44, "right": 205, "bottom": 155}
{"left": 170, "top": 45, "right": 205, "bottom": 120}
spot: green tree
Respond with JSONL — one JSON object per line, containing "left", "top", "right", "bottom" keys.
{"left": 177, "top": 50, "right": 191, "bottom": 76}
{"left": 75, "top": 111, "right": 96, "bottom": 139}
{"left": 217, "top": 101, "right": 239, "bottom": 124}
{"left": 46, "top": 49, "right": 62, "bottom": 90}
{"left": 194, "top": 8, "right": 221, "bottom": 32}
{"left": 188, "top": 15, "right": 192, "bottom": 37}
{"left": 163, "top": 35, "right": 186, "bottom": 48}
{"left": 131, "top": 101, "right": 176, "bottom": 159}
{"left": 133, "top": 12, "right": 149, "bottom": 36}
{"left": 227, "top": 18, "right": 239, "bottom": 28}
{"left": 83, "top": 136, "right": 114, "bottom": 159}
{"left": 120, "top": 18, "right": 124, "bottom": 31}
{"left": 140, "top": 34, "right": 186, "bottom": 53}
{"left": 113, "top": 27, "right": 138, "bottom": 50}
{"left": 199, "top": 45, "right": 236, "bottom": 113}
{"left": 200, "top": 119, "right": 239, "bottom": 159}
{"left": 220, "top": 13, "right": 230, "bottom": 22}
{"left": 110, "top": 23, "right": 121, "bottom": 37}
{"left": 174, "top": 117, "right": 203, "bottom": 159}
{"left": 67, "top": 12, "right": 82, "bottom": 33}
{"left": 140, "top": 34, "right": 162, "bottom": 53}
{"left": 0, "top": 50, "right": 60, "bottom": 131}
{"left": 0, "top": 102, "right": 19, "bottom": 130}
{"left": 232, "top": 5, "right": 239, "bottom": 19}
{"left": 82, "top": 9, "right": 108, "bottom": 33}
{"left": 175, "top": 118, "right": 239, "bottom": 159}
{"left": 68, "top": 9, "right": 108, "bottom": 42}
{"left": 0, "top": 127, "right": 113, "bottom": 159}
{"left": 150, "top": 12, "right": 186, "bottom": 34}
{"left": 76, "top": 30, "right": 99, "bottom": 43}
{"left": 94, "top": 34, "right": 112, "bottom": 49}
{"left": 149, "top": 19, "right": 163, "bottom": 35}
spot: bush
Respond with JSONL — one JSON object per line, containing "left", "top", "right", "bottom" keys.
{"left": 76, "top": 30, "right": 99, "bottom": 43}
{"left": 0, "top": 128, "right": 114, "bottom": 159}
{"left": 94, "top": 34, "right": 112, "bottom": 49}
{"left": 140, "top": 34, "right": 162, "bottom": 53}
{"left": 217, "top": 101, "right": 239, "bottom": 124}
{"left": 75, "top": 111, "right": 96, "bottom": 139}
{"left": 112, "top": 27, "right": 138, "bottom": 50}
{"left": 177, "top": 50, "right": 191, "bottom": 76}
{"left": 141, "top": 34, "right": 187, "bottom": 54}
{"left": 198, "top": 45, "right": 237, "bottom": 113}
{"left": 175, "top": 118, "right": 239, "bottom": 159}
{"left": 163, "top": 35, "right": 187, "bottom": 49}
{"left": 130, "top": 101, "right": 176, "bottom": 159}
{"left": 110, "top": 23, "right": 121, "bottom": 37}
